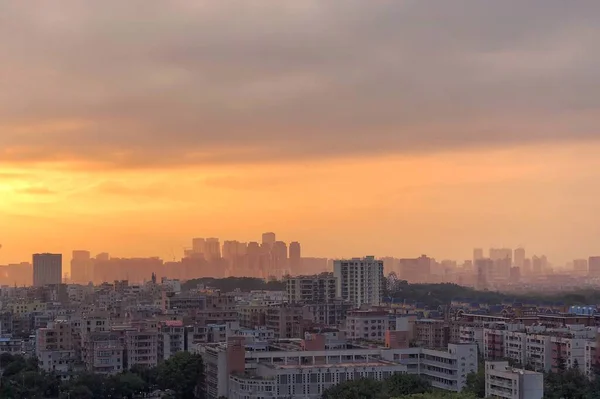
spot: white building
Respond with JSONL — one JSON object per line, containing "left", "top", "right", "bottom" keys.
{"left": 33, "top": 253, "right": 62, "bottom": 287}
{"left": 485, "top": 361, "right": 543, "bottom": 399}
{"left": 199, "top": 336, "right": 477, "bottom": 399}
{"left": 333, "top": 256, "right": 384, "bottom": 307}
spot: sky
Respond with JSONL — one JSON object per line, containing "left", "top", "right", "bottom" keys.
{"left": 1, "top": 1, "right": 600, "bottom": 268}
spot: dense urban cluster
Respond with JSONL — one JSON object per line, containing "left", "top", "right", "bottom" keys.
{"left": 3, "top": 236, "right": 600, "bottom": 398}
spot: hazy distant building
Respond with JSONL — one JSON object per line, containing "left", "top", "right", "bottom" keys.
{"left": 33, "top": 253, "right": 62, "bottom": 287}
{"left": 514, "top": 248, "right": 525, "bottom": 268}
{"left": 473, "top": 248, "right": 484, "bottom": 262}
{"left": 573, "top": 259, "right": 588, "bottom": 276}
{"left": 489, "top": 248, "right": 512, "bottom": 262}
{"left": 522, "top": 258, "right": 532, "bottom": 276}
{"left": 399, "top": 255, "right": 431, "bottom": 283}
{"left": 71, "top": 250, "right": 93, "bottom": 284}
{"left": 475, "top": 258, "right": 493, "bottom": 290}
{"left": 262, "top": 232, "right": 276, "bottom": 248}
{"left": 272, "top": 241, "right": 288, "bottom": 278}
{"left": 96, "top": 253, "right": 110, "bottom": 262}
{"left": 333, "top": 256, "right": 384, "bottom": 307}
{"left": 589, "top": 257, "right": 600, "bottom": 277}
{"left": 246, "top": 242, "right": 261, "bottom": 276}
{"left": 289, "top": 242, "right": 301, "bottom": 275}
{"left": 204, "top": 238, "right": 221, "bottom": 262}
{"left": 509, "top": 267, "right": 521, "bottom": 283}
{"left": 531, "top": 255, "right": 547, "bottom": 276}
{"left": 192, "top": 238, "right": 206, "bottom": 255}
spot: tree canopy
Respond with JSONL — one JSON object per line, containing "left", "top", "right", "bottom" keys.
{"left": 0, "top": 352, "right": 205, "bottom": 399}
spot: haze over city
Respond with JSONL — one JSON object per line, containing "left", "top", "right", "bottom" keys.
{"left": 2, "top": 1, "right": 600, "bottom": 266}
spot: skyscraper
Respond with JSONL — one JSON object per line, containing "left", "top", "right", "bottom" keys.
{"left": 262, "top": 232, "right": 276, "bottom": 248}
{"left": 33, "top": 253, "right": 62, "bottom": 287}
{"left": 514, "top": 248, "right": 525, "bottom": 268}
{"left": 473, "top": 248, "right": 484, "bottom": 262}
{"left": 204, "top": 238, "right": 221, "bottom": 261}
{"left": 71, "top": 250, "right": 92, "bottom": 284}
{"left": 399, "top": 255, "right": 431, "bottom": 283}
{"left": 589, "top": 256, "right": 600, "bottom": 277}
{"left": 475, "top": 258, "right": 493, "bottom": 290}
{"left": 333, "top": 256, "right": 384, "bottom": 307}
{"left": 289, "top": 242, "right": 301, "bottom": 275}
{"left": 489, "top": 248, "right": 512, "bottom": 262}
{"left": 192, "top": 238, "right": 206, "bottom": 255}
{"left": 272, "top": 241, "right": 288, "bottom": 278}
{"left": 573, "top": 259, "right": 588, "bottom": 276}
{"left": 246, "top": 242, "right": 261, "bottom": 276}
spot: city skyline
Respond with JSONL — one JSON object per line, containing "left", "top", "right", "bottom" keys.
{"left": 2, "top": 2, "right": 600, "bottom": 266}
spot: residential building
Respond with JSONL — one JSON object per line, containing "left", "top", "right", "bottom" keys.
{"left": 485, "top": 361, "right": 543, "bottom": 399}
{"left": 333, "top": 256, "right": 384, "bottom": 307}
{"left": 33, "top": 253, "right": 62, "bottom": 287}
{"left": 286, "top": 273, "right": 337, "bottom": 304}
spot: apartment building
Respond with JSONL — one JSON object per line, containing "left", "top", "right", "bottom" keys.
{"left": 0, "top": 337, "right": 23, "bottom": 354}
{"left": 302, "top": 300, "right": 352, "bottom": 327}
{"left": 238, "top": 304, "right": 268, "bottom": 329}
{"left": 414, "top": 319, "right": 451, "bottom": 349}
{"left": 551, "top": 335, "right": 586, "bottom": 372}
{"left": 36, "top": 320, "right": 78, "bottom": 375}
{"left": 345, "top": 310, "right": 389, "bottom": 341}
{"left": 286, "top": 273, "right": 337, "bottom": 303}
{"left": 82, "top": 331, "right": 124, "bottom": 374}
{"left": 333, "top": 256, "right": 384, "bottom": 307}
{"left": 265, "top": 304, "right": 304, "bottom": 339}
{"left": 125, "top": 329, "right": 159, "bottom": 370}
{"left": 485, "top": 361, "right": 543, "bottom": 399}
{"left": 459, "top": 324, "right": 484, "bottom": 354}
{"left": 159, "top": 320, "right": 185, "bottom": 360}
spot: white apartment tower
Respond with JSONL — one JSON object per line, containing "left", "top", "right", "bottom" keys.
{"left": 33, "top": 253, "right": 62, "bottom": 287}
{"left": 333, "top": 256, "right": 384, "bottom": 307}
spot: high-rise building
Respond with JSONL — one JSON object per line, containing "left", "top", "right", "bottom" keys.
{"left": 222, "top": 241, "right": 247, "bottom": 276}
{"left": 71, "top": 250, "right": 93, "bottom": 284}
{"left": 262, "top": 232, "right": 276, "bottom": 248}
{"left": 192, "top": 238, "right": 206, "bottom": 255}
{"left": 522, "top": 258, "right": 532, "bottom": 276}
{"left": 286, "top": 272, "right": 336, "bottom": 303}
{"left": 473, "top": 248, "right": 484, "bottom": 262}
{"left": 289, "top": 242, "right": 301, "bottom": 275}
{"left": 531, "top": 255, "right": 548, "bottom": 275}
{"left": 489, "top": 248, "right": 512, "bottom": 262}
{"left": 514, "top": 248, "right": 525, "bottom": 268}
{"left": 588, "top": 256, "right": 600, "bottom": 277}
{"left": 333, "top": 256, "right": 384, "bottom": 307}
{"left": 96, "top": 253, "right": 110, "bottom": 262}
{"left": 399, "top": 255, "right": 431, "bottom": 283}
{"left": 204, "top": 238, "right": 221, "bottom": 262}
{"left": 33, "top": 253, "right": 62, "bottom": 287}
{"left": 475, "top": 258, "right": 493, "bottom": 290}
{"left": 272, "top": 241, "right": 288, "bottom": 278}
{"left": 246, "top": 242, "right": 261, "bottom": 276}
{"left": 573, "top": 259, "right": 588, "bottom": 276}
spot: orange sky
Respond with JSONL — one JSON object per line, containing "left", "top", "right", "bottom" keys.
{"left": 2, "top": 141, "right": 600, "bottom": 268}
{"left": 1, "top": 2, "right": 600, "bottom": 269}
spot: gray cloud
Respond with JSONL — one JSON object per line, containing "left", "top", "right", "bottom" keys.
{"left": 0, "top": 0, "right": 599, "bottom": 167}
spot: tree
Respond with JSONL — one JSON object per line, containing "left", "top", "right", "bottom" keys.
{"left": 155, "top": 352, "right": 205, "bottom": 399}
{"left": 464, "top": 368, "right": 485, "bottom": 398}
{"left": 383, "top": 374, "right": 431, "bottom": 397}
{"left": 396, "top": 393, "right": 477, "bottom": 398}
{"left": 321, "top": 378, "right": 387, "bottom": 399}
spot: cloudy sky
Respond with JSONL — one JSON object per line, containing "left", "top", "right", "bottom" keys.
{"left": 1, "top": 1, "right": 599, "bottom": 268}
